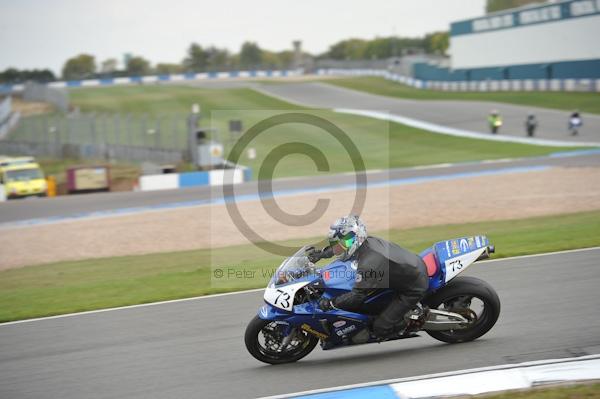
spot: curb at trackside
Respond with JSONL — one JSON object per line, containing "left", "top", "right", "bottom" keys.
{"left": 261, "top": 354, "right": 600, "bottom": 399}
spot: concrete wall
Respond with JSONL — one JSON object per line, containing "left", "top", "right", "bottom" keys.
{"left": 451, "top": 14, "right": 600, "bottom": 69}
{"left": 414, "top": 58, "right": 600, "bottom": 81}
{"left": 319, "top": 68, "right": 600, "bottom": 92}
{"left": 315, "top": 55, "right": 446, "bottom": 78}
{"left": 139, "top": 167, "right": 251, "bottom": 192}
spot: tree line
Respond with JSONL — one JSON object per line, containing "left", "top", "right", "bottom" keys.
{"left": 320, "top": 32, "right": 448, "bottom": 61}
{"left": 486, "top": 0, "right": 540, "bottom": 13}
{"left": 1, "top": 32, "right": 449, "bottom": 84}
{"left": 0, "top": 68, "right": 56, "bottom": 84}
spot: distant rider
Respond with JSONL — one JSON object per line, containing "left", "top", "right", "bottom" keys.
{"left": 525, "top": 114, "right": 538, "bottom": 137}
{"left": 307, "top": 215, "right": 428, "bottom": 339}
{"left": 568, "top": 111, "right": 583, "bottom": 136}
{"left": 488, "top": 110, "right": 503, "bottom": 134}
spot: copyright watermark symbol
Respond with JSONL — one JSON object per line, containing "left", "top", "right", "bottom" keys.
{"left": 213, "top": 268, "right": 224, "bottom": 279}
{"left": 209, "top": 109, "right": 390, "bottom": 285}
{"left": 222, "top": 112, "right": 367, "bottom": 255}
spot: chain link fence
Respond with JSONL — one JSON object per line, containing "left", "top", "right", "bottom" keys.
{"left": 0, "top": 112, "right": 193, "bottom": 164}
{"left": 0, "top": 96, "right": 12, "bottom": 138}
{"left": 22, "top": 82, "right": 70, "bottom": 113}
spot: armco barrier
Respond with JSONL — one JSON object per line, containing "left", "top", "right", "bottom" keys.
{"left": 139, "top": 174, "right": 179, "bottom": 191}
{"left": 0, "top": 69, "right": 299, "bottom": 95}
{"left": 318, "top": 68, "right": 600, "bottom": 93}
{"left": 139, "top": 167, "right": 250, "bottom": 192}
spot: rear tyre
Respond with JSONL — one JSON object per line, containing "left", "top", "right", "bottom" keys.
{"left": 423, "top": 276, "right": 500, "bottom": 344}
{"left": 244, "top": 316, "right": 318, "bottom": 364}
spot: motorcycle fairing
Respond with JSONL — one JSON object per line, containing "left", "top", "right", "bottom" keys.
{"left": 259, "top": 301, "right": 370, "bottom": 346}
{"left": 421, "top": 235, "right": 490, "bottom": 289}
{"left": 264, "top": 281, "right": 310, "bottom": 311}
{"left": 436, "top": 236, "right": 489, "bottom": 264}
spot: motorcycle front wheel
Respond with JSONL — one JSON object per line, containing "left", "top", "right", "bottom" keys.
{"left": 244, "top": 316, "right": 318, "bottom": 364}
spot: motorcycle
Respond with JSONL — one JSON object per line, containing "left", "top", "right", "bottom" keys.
{"left": 569, "top": 116, "right": 582, "bottom": 136}
{"left": 245, "top": 236, "right": 500, "bottom": 364}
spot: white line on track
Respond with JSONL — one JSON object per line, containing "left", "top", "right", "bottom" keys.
{"left": 481, "top": 245, "right": 600, "bottom": 263}
{"left": 0, "top": 288, "right": 263, "bottom": 327}
{"left": 1, "top": 246, "right": 598, "bottom": 327}
{"left": 334, "top": 108, "right": 600, "bottom": 147}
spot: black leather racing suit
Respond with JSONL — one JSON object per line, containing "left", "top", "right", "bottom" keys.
{"left": 319, "top": 236, "right": 429, "bottom": 336}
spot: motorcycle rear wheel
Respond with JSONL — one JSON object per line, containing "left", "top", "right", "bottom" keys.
{"left": 423, "top": 276, "right": 501, "bottom": 343}
{"left": 245, "top": 316, "right": 318, "bottom": 364}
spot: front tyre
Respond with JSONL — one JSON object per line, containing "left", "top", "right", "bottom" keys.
{"left": 244, "top": 316, "right": 318, "bottom": 364}
{"left": 424, "top": 276, "right": 500, "bottom": 344}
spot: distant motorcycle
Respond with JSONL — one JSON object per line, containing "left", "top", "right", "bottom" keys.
{"left": 245, "top": 236, "right": 500, "bottom": 364}
{"left": 569, "top": 115, "right": 583, "bottom": 136}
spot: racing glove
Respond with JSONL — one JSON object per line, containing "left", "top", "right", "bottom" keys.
{"left": 306, "top": 246, "right": 334, "bottom": 263}
{"left": 318, "top": 297, "right": 336, "bottom": 311}
{"left": 305, "top": 246, "right": 320, "bottom": 263}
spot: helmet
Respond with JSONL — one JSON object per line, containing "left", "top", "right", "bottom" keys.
{"left": 328, "top": 215, "right": 367, "bottom": 261}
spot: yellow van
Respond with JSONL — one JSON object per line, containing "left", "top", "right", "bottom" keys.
{"left": 0, "top": 161, "right": 47, "bottom": 198}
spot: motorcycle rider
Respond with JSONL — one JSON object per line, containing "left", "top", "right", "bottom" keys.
{"left": 308, "top": 215, "right": 429, "bottom": 339}
{"left": 568, "top": 110, "right": 583, "bottom": 136}
{"left": 488, "top": 110, "right": 503, "bottom": 134}
{"left": 525, "top": 113, "right": 538, "bottom": 137}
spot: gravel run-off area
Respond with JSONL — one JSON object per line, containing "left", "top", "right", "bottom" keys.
{"left": 1, "top": 166, "right": 599, "bottom": 270}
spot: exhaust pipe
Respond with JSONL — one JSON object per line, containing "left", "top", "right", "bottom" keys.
{"left": 476, "top": 245, "right": 495, "bottom": 261}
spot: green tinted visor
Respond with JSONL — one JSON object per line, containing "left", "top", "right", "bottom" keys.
{"left": 329, "top": 232, "right": 356, "bottom": 250}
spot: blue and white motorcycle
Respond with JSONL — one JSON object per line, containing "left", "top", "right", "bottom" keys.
{"left": 245, "top": 236, "right": 500, "bottom": 364}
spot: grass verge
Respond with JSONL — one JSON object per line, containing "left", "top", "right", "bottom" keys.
{"left": 16, "top": 85, "right": 578, "bottom": 179}
{"left": 324, "top": 77, "right": 600, "bottom": 115}
{"left": 1, "top": 210, "right": 600, "bottom": 323}
{"left": 66, "top": 85, "right": 587, "bottom": 171}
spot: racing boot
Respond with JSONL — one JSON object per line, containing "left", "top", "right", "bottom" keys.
{"left": 403, "top": 304, "right": 429, "bottom": 334}
{"left": 372, "top": 313, "right": 407, "bottom": 340}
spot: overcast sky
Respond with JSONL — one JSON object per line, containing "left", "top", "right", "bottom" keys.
{"left": 0, "top": 0, "right": 485, "bottom": 74}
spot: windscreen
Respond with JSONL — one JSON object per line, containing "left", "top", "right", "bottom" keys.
{"left": 271, "top": 246, "right": 313, "bottom": 286}
{"left": 6, "top": 168, "right": 43, "bottom": 182}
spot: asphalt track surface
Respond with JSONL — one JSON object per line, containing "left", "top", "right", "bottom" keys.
{"left": 1, "top": 151, "right": 599, "bottom": 226}
{"left": 1, "top": 248, "right": 599, "bottom": 398}
{"left": 258, "top": 82, "right": 600, "bottom": 143}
